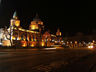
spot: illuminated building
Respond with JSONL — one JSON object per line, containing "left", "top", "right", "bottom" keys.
{"left": 0, "top": 11, "right": 62, "bottom": 47}
{"left": 0, "top": 12, "right": 44, "bottom": 47}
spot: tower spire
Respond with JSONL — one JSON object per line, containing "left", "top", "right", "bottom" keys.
{"left": 35, "top": 13, "right": 39, "bottom": 18}
{"left": 13, "top": 11, "right": 18, "bottom": 19}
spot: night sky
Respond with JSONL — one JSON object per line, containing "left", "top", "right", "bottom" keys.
{"left": 0, "top": 0, "right": 96, "bottom": 37}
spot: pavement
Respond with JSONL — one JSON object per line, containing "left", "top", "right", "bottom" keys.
{"left": 0, "top": 47, "right": 96, "bottom": 72}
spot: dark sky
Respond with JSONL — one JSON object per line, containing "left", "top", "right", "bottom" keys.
{"left": 0, "top": 0, "right": 96, "bottom": 36}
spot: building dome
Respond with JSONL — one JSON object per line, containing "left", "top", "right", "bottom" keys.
{"left": 29, "top": 13, "right": 43, "bottom": 31}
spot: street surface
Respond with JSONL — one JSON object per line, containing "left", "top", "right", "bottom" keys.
{"left": 0, "top": 47, "right": 96, "bottom": 72}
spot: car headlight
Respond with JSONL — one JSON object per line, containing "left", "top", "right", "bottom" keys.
{"left": 88, "top": 46, "right": 93, "bottom": 49}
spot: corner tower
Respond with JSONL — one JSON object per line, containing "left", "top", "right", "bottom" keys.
{"left": 10, "top": 11, "right": 20, "bottom": 27}
{"left": 56, "top": 29, "right": 62, "bottom": 36}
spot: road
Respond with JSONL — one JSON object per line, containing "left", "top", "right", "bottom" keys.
{"left": 0, "top": 47, "right": 96, "bottom": 72}
{"left": 64, "top": 52, "right": 96, "bottom": 72}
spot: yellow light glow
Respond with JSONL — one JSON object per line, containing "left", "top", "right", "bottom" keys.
{"left": 56, "top": 29, "right": 62, "bottom": 36}
{"left": 27, "top": 37, "right": 29, "bottom": 41}
{"left": 41, "top": 42, "right": 45, "bottom": 47}
{"left": 18, "top": 28, "right": 38, "bottom": 34}
{"left": 93, "top": 40, "right": 95, "bottom": 43}
{"left": 10, "top": 19, "right": 14, "bottom": 26}
{"left": 24, "top": 38, "right": 26, "bottom": 41}
{"left": 15, "top": 20, "right": 20, "bottom": 27}
{"left": 42, "top": 40, "right": 44, "bottom": 41}
{"left": 21, "top": 41, "right": 27, "bottom": 47}
{"left": 75, "top": 41, "right": 77, "bottom": 44}
{"left": 14, "top": 27, "right": 17, "bottom": 30}
{"left": 67, "top": 41, "right": 69, "bottom": 44}
{"left": 12, "top": 36, "right": 15, "bottom": 40}
{"left": 30, "top": 24, "right": 38, "bottom": 30}
{"left": 30, "top": 44, "right": 34, "bottom": 47}
{"left": 35, "top": 39, "right": 37, "bottom": 41}
{"left": 31, "top": 38, "right": 33, "bottom": 41}
{"left": 17, "top": 37, "right": 21, "bottom": 40}
{"left": 60, "top": 32, "right": 62, "bottom": 36}
{"left": 55, "top": 41, "right": 57, "bottom": 43}
{"left": 22, "top": 44, "right": 27, "bottom": 47}
{"left": 2, "top": 40, "right": 11, "bottom": 46}
{"left": 32, "top": 25, "right": 35, "bottom": 30}
{"left": 41, "top": 22, "right": 43, "bottom": 25}
{"left": 51, "top": 34, "right": 56, "bottom": 37}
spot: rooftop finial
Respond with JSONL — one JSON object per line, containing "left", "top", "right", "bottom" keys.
{"left": 33, "top": 13, "right": 40, "bottom": 21}
{"left": 35, "top": 13, "right": 39, "bottom": 18}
